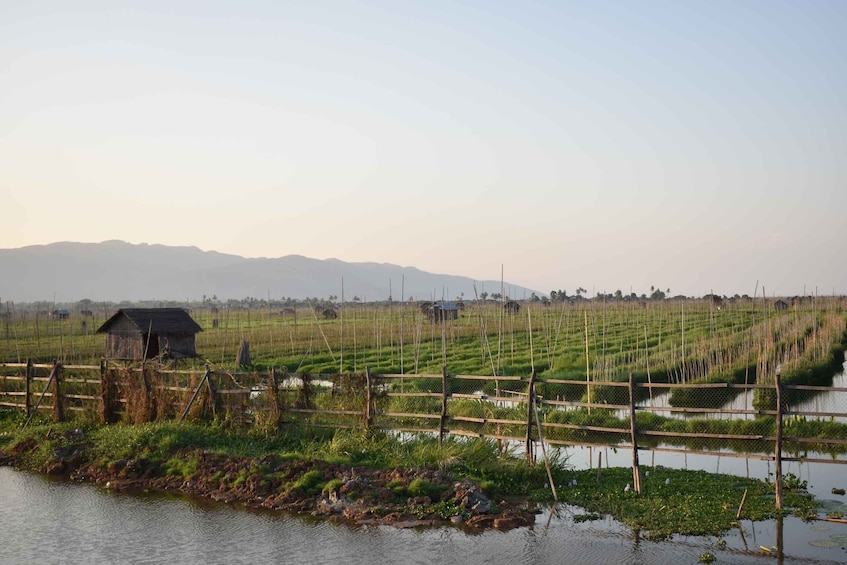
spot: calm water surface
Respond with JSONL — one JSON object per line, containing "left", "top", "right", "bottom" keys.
{"left": 2, "top": 466, "right": 847, "bottom": 565}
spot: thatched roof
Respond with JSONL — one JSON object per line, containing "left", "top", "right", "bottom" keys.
{"left": 96, "top": 308, "right": 202, "bottom": 335}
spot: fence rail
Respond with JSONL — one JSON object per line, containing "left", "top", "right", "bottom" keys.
{"left": 2, "top": 359, "right": 846, "bottom": 508}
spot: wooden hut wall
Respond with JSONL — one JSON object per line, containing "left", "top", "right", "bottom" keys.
{"left": 104, "top": 316, "right": 144, "bottom": 359}
{"left": 105, "top": 333, "right": 144, "bottom": 359}
{"left": 158, "top": 334, "right": 197, "bottom": 358}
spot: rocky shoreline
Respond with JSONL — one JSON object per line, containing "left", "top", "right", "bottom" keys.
{"left": 1, "top": 430, "right": 538, "bottom": 531}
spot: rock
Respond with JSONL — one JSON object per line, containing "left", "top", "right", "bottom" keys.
{"left": 317, "top": 496, "right": 353, "bottom": 515}
{"left": 124, "top": 459, "right": 144, "bottom": 479}
{"left": 453, "top": 481, "right": 493, "bottom": 514}
{"left": 340, "top": 478, "right": 365, "bottom": 496}
{"left": 393, "top": 519, "right": 438, "bottom": 529}
{"left": 109, "top": 459, "right": 128, "bottom": 473}
{"left": 210, "top": 490, "right": 238, "bottom": 504}
{"left": 465, "top": 515, "right": 496, "bottom": 528}
{"left": 493, "top": 516, "right": 526, "bottom": 530}
{"left": 45, "top": 460, "right": 66, "bottom": 475}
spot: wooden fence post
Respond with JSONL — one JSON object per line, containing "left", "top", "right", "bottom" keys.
{"left": 525, "top": 369, "right": 537, "bottom": 463}
{"left": 629, "top": 373, "right": 642, "bottom": 494}
{"left": 23, "top": 363, "right": 59, "bottom": 430}
{"left": 52, "top": 362, "right": 64, "bottom": 423}
{"left": 268, "top": 367, "right": 282, "bottom": 428}
{"left": 99, "top": 359, "right": 112, "bottom": 423}
{"left": 140, "top": 362, "right": 153, "bottom": 422}
{"left": 24, "top": 358, "right": 32, "bottom": 418}
{"left": 205, "top": 368, "right": 218, "bottom": 419}
{"left": 438, "top": 365, "right": 448, "bottom": 447}
{"left": 365, "top": 367, "right": 375, "bottom": 430}
{"left": 774, "top": 371, "right": 783, "bottom": 510}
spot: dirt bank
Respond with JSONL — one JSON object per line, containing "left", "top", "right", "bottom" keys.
{"left": 2, "top": 429, "right": 538, "bottom": 531}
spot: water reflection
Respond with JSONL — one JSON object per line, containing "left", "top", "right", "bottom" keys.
{"left": 790, "top": 372, "right": 847, "bottom": 422}
{"left": 613, "top": 371, "right": 847, "bottom": 423}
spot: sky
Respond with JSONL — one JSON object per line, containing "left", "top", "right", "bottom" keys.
{"left": 2, "top": 1, "right": 845, "bottom": 298}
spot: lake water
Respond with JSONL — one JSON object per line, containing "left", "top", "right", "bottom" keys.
{"left": 2, "top": 464, "right": 847, "bottom": 565}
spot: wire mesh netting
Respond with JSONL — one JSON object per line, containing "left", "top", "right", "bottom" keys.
{"left": 1, "top": 362, "right": 846, "bottom": 466}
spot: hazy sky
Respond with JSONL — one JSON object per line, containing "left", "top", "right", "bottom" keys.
{"left": 2, "top": 1, "right": 845, "bottom": 297}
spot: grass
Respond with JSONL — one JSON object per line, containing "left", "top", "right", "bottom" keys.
{"left": 288, "top": 470, "right": 325, "bottom": 493}
{"left": 0, "top": 409, "right": 548, "bottom": 495}
{"left": 0, "top": 410, "right": 828, "bottom": 539}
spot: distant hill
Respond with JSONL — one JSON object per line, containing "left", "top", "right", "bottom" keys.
{"left": 0, "top": 241, "right": 538, "bottom": 303}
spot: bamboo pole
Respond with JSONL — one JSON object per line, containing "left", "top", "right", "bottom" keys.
{"left": 438, "top": 365, "right": 448, "bottom": 447}
{"left": 584, "top": 310, "right": 591, "bottom": 413}
{"left": 24, "top": 358, "right": 32, "bottom": 418}
{"left": 629, "top": 373, "right": 641, "bottom": 494}
{"left": 365, "top": 366, "right": 374, "bottom": 430}
{"left": 400, "top": 276, "right": 404, "bottom": 375}
{"left": 525, "top": 369, "right": 537, "bottom": 462}
{"left": 736, "top": 488, "right": 748, "bottom": 520}
{"left": 774, "top": 370, "right": 783, "bottom": 510}
{"left": 533, "top": 399, "right": 558, "bottom": 501}
{"left": 644, "top": 325, "right": 653, "bottom": 401}
{"left": 596, "top": 451, "right": 602, "bottom": 484}
{"left": 179, "top": 364, "right": 211, "bottom": 423}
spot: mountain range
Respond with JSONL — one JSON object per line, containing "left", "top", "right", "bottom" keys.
{"left": 0, "top": 241, "right": 539, "bottom": 303}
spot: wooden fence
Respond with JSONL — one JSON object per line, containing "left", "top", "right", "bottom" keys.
{"left": 2, "top": 360, "right": 846, "bottom": 509}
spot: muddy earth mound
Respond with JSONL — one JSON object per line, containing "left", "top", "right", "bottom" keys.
{"left": 4, "top": 429, "right": 539, "bottom": 531}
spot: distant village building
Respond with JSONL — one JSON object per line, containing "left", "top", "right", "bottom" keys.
{"left": 423, "top": 301, "right": 459, "bottom": 323}
{"left": 774, "top": 300, "right": 789, "bottom": 311}
{"left": 96, "top": 308, "right": 202, "bottom": 360}
{"left": 703, "top": 294, "right": 723, "bottom": 308}
{"left": 503, "top": 301, "right": 521, "bottom": 314}
{"left": 51, "top": 309, "right": 70, "bottom": 320}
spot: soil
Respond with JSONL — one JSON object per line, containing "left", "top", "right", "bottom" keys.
{"left": 1, "top": 429, "right": 539, "bottom": 531}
